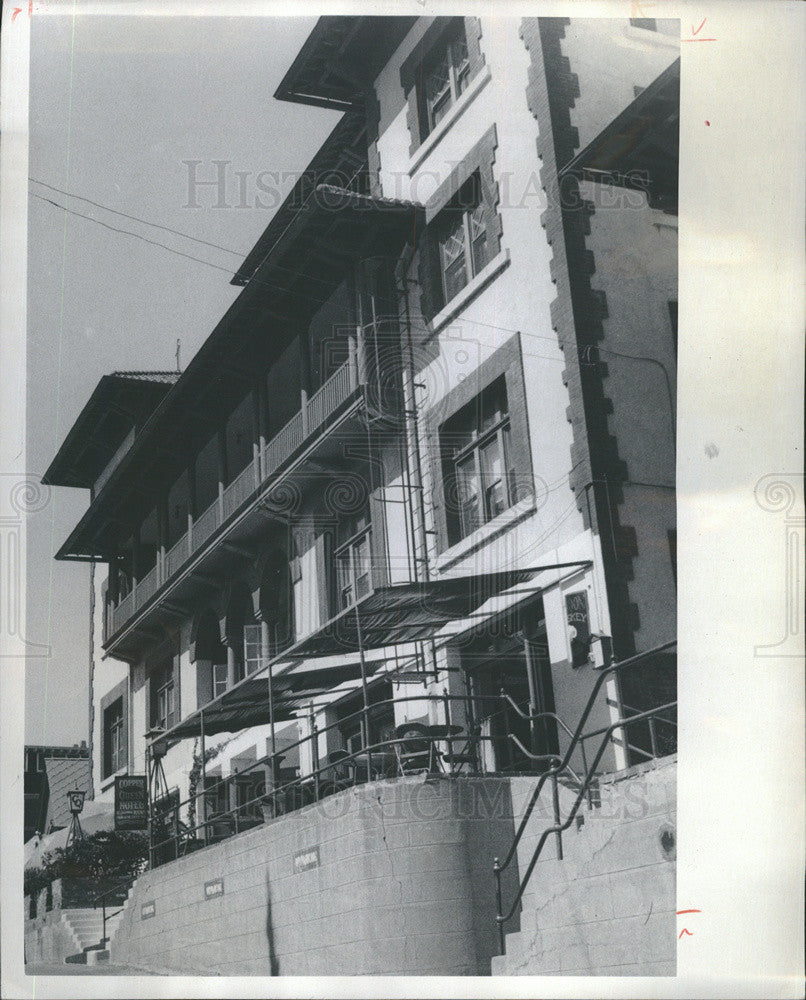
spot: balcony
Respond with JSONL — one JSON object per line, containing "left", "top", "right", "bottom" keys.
{"left": 106, "top": 347, "right": 369, "bottom": 645}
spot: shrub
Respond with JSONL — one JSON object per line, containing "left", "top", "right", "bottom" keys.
{"left": 23, "top": 829, "right": 148, "bottom": 898}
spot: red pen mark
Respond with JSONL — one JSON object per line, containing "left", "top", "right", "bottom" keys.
{"left": 677, "top": 909, "right": 701, "bottom": 939}
{"left": 705, "top": 121, "right": 710, "bottom": 126}
{"left": 12, "top": 1, "right": 33, "bottom": 19}
{"left": 12, "top": 6, "right": 23, "bottom": 19}
{"left": 682, "top": 16, "right": 716, "bottom": 41}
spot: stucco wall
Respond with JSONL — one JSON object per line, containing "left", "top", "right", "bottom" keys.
{"left": 111, "top": 775, "right": 520, "bottom": 976}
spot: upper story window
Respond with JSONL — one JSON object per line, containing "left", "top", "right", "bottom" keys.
{"left": 103, "top": 698, "right": 125, "bottom": 779}
{"left": 441, "top": 376, "right": 519, "bottom": 541}
{"left": 244, "top": 623, "right": 263, "bottom": 675}
{"left": 335, "top": 508, "right": 372, "bottom": 609}
{"left": 435, "top": 172, "right": 489, "bottom": 306}
{"left": 400, "top": 18, "right": 485, "bottom": 155}
{"left": 424, "top": 22, "right": 471, "bottom": 134}
{"left": 150, "top": 659, "right": 176, "bottom": 731}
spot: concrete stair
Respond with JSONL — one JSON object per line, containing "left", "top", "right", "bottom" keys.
{"left": 491, "top": 757, "right": 677, "bottom": 976}
{"left": 62, "top": 906, "right": 126, "bottom": 964}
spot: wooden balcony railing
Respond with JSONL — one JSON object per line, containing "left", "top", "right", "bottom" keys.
{"left": 105, "top": 345, "right": 363, "bottom": 642}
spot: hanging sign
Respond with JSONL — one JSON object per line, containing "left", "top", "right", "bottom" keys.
{"left": 565, "top": 590, "right": 591, "bottom": 667}
{"left": 115, "top": 775, "right": 148, "bottom": 830}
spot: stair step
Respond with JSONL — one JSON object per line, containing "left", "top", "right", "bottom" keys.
{"left": 65, "top": 952, "right": 87, "bottom": 965}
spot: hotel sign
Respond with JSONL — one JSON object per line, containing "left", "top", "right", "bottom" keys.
{"left": 115, "top": 775, "right": 148, "bottom": 831}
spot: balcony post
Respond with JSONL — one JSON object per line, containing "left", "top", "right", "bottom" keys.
{"left": 157, "top": 499, "right": 168, "bottom": 586}
{"left": 108, "top": 545, "right": 120, "bottom": 607}
{"left": 187, "top": 457, "right": 196, "bottom": 555}
{"left": 251, "top": 382, "right": 262, "bottom": 488}
{"left": 216, "top": 429, "right": 227, "bottom": 522}
{"left": 226, "top": 644, "right": 237, "bottom": 690}
{"left": 258, "top": 380, "right": 269, "bottom": 482}
{"left": 347, "top": 335, "right": 358, "bottom": 391}
{"left": 356, "top": 324, "right": 367, "bottom": 385}
{"left": 132, "top": 525, "right": 140, "bottom": 610}
{"left": 300, "top": 388, "right": 309, "bottom": 437}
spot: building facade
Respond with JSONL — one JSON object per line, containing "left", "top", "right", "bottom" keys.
{"left": 41, "top": 16, "right": 679, "bottom": 975}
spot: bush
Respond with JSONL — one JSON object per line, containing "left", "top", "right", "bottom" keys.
{"left": 24, "top": 829, "right": 148, "bottom": 899}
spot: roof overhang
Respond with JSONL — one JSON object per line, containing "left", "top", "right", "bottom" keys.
{"left": 149, "top": 562, "right": 591, "bottom": 750}
{"left": 274, "top": 16, "right": 417, "bottom": 112}
{"left": 560, "top": 57, "right": 680, "bottom": 213}
{"left": 42, "top": 373, "right": 177, "bottom": 488}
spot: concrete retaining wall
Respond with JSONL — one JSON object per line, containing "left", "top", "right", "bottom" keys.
{"left": 111, "top": 776, "right": 520, "bottom": 976}
{"left": 493, "top": 755, "right": 677, "bottom": 975}
{"left": 24, "top": 910, "right": 79, "bottom": 964}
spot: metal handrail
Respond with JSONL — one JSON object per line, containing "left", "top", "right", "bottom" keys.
{"left": 93, "top": 875, "right": 135, "bottom": 947}
{"left": 491, "top": 639, "right": 677, "bottom": 954}
{"left": 148, "top": 689, "right": 531, "bottom": 861}
{"left": 494, "top": 640, "right": 675, "bottom": 876}
{"left": 493, "top": 701, "right": 676, "bottom": 952}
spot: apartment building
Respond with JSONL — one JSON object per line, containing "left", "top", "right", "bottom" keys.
{"left": 40, "top": 16, "right": 679, "bottom": 976}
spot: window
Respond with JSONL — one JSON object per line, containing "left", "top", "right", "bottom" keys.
{"left": 244, "top": 623, "right": 262, "bottom": 675}
{"left": 335, "top": 509, "right": 372, "bottom": 609}
{"left": 150, "top": 659, "right": 176, "bottom": 731}
{"left": 441, "top": 376, "right": 519, "bottom": 541}
{"left": 435, "top": 173, "right": 489, "bottom": 306}
{"left": 423, "top": 22, "right": 471, "bottom": 134}
{"left": 212, "top": 662, "right": 228, "bottom": 699}
{"left": 103, "top": 697, "right": 126, "bottom": 778}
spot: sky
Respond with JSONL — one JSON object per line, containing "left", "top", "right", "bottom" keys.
{"left": 25, "top": 12, "right": 340, "bottom": 745}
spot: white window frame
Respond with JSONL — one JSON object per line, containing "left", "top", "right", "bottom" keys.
{"left": 424, "top": 26, "right": 471, "bottom": 134}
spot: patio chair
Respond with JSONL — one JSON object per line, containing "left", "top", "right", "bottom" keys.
{"left": 393, "top": 722, "right": 440, "bottom": 775}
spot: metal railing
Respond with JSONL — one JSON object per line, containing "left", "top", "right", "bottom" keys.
{"left": 147, "top": 689, "right": 557, "bottom": 867}
{"left": 136, "top": 565, "right": 159, "bottom": 607}
{"left": 222, "top": 458, "right": 257, "bottom": 520}
{"left": 105, "top": 349, "right": 365, "bottom": 642}
{"left": 191, "top": 498, "right": 220, "bottom": 553}
{"left": 92, "top": 876, "right": 135, "bottom": 949}
{"left": 492, "top": 640, "right": 677, "bottom": 954}
{"left": 263, "top": 410, "right": 304, "bottom": 480}
{"left": 306, "top": 361, "right": 353, "bottom": 434}
{"left": 164, "top": 533, "right": 190, "bottom": 580}
{"left": 111, "top": 591, "right": 134, "bottom": 634}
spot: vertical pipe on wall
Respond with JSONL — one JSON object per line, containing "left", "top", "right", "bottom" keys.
{"left": 200, "top": 708, "right": 207, "bottom": 846}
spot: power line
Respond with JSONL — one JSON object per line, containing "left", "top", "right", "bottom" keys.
{"left": 29, "top": 177, "right": 245, "bottom": 257}
{"left": 31, "top": 192, "right": 244, "bottom": 276}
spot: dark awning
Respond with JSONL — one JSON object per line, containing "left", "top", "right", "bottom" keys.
{"left": 150, "top": 562, "right": 590, "bottom": 747}
{"left": 560, "top": 58, "right": 679, "bottom": 212}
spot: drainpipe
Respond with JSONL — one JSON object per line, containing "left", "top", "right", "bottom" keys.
{"left": 396, "top": 252, "right": 437, "bottom": 685}
{"left": 88, "top": 559, "right": 95, "bottom": 800}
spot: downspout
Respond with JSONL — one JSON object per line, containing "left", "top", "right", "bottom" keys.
{"left": 88, "top": 558, "right": 95, "bottom": 800}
